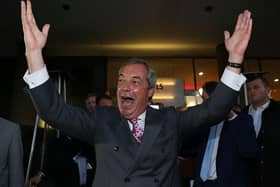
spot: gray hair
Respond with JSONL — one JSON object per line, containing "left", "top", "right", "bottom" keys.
{"left": 118, "top": 58, "right": 157, "bottom": 89}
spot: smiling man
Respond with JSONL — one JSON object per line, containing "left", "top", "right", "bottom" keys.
{"left": 117, "top": 60, "right": 156, "bottom": 119}
{"left": 21, "top": 0, "right": 252, "bottom": 186}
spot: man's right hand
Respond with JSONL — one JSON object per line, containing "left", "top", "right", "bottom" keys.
{"left": 21, "top": 0, "right": 50, "bottom": 73}
{"left": 28, "top": 175, "right": 42, "bottom": 187}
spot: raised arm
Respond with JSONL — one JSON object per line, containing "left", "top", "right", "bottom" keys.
{"left": 21, "top": 0, "right": 50, "bottom": 73}
{"left": 224, "top": 10, "right": 253, "bottom": 74}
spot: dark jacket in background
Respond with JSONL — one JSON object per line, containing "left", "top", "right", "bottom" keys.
{"left": 193, "top": 112, "right": 257, "bottom": 187}
{"left": 0, "top": 117, "right": 24, "bottom": 187}
{"left": 244, "top": 99, "right": 280, "bottom": 187}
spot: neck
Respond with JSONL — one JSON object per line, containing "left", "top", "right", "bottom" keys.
{"left": 252, "top": 98, "right": 269, "bottom": 109}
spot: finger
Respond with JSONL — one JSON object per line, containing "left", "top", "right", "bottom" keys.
{"left": 21, "top": 1, "right": 27, "bottom": 31}
{"left": 240, "top": 10, "right": 251, "bottom": 31}
{"left": 234, "top": 13, "right": 243, "bottom": 31}
{"left": 224, "top": 30, "right": 230, "bottom": 41}
{"left": 42, "top": 24, "right": 50, "bottom": 37}
{"left": 240, "top": 13, "right": 248, "bottom": 31}
{"left": 246, "top": 18, "right": 253, "bottom": 36}
{"left": 244, "top": 11, "right": 252, "bottom": 32}
{"left": 26, "top": 0, "right": 35, "bottom": 25}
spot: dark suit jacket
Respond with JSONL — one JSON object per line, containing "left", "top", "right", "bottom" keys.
{"left": 26, "top": 79, "right": 239, "bottom": 187}
{"left": 244, "top": 99, "right": 280, "bottom": 187}
{"left": 0, "top": 117, "right": 24, "bottom": 187}
{"left": 41, "top": 131, "right": 81, "bottom": 187}
{"left": 193, "top": 112, "right": 257, "bottom": 187}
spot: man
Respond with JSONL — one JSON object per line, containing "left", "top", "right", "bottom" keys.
{"left": 85, "top": 93, "right": 97, "bottom": 112}
{"left": 21, "top": 1, "right": 252, "bottom": 186}
{"left": 193, "top": 81, "right": 257, "bottom": 187}
{"left": 96, "top": 94, "right": 113, "bottom": 107}
{"left": 0, "top": 117, "right": 24, "bottom": 187}
{"left": 244, "top": 73, "right": 280, "bottom": 187}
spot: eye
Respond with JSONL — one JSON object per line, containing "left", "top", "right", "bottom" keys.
{"left": 132, "top": 79, "right": 140, "bottom": 85}
{"left": 118, "top": 77, "right": 123, "bottom": 83}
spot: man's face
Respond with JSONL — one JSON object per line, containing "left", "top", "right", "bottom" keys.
{"left": 117, "top": 64, "right": 154, "bottom": 119}
{"left": 85, "top": 96, "right": 96, "bottom": 112}
{"left": 247, "top": 78, "right": 270, "bottom": 107}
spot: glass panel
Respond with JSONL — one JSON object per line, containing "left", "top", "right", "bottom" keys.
{"left": 150, "top": 58, "right": 194, "bottom": 90}
{"left": 261, "top": 59, "right": 280, "bottom": 100}
{"left": 243, "top": 59, "right": 260, "bottom": 72}
{"left": 195, "top": 58, "right": 219, "bottom": 90}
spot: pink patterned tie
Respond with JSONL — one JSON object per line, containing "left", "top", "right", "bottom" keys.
{"left": 130, "top": 118, "right": 144, "bottom": 143}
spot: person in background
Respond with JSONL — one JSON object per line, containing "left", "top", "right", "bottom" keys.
{"left": 0, "top": 117, "right": 24, "bottom": 187}
{"left": 21, "top": 1, "right": 253, "bottom": 186}
{"left": 96, "top": 94, "right": 113, "bottom": 107}
{"left": 85, "top": 93, "right": 97, "bottom": 112}
{"left": 244, "top": 72, "right": 280, "bottom": 187}
{"left": 193, "top": 81, "right": 257, "bottom": 187}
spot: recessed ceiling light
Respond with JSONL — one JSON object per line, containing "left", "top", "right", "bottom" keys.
{"left": 274, "top": 78, "right": 279, "bottom": 82}
{"left": 198, "top": 72, "right": 204, "bottom": 76}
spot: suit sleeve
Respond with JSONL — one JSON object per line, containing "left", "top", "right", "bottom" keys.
{"left": 25, "top": 79, "right": 97, "bottom": 145}
{"left": 178, "top": 82, "right": 239, "bottom": 140}
{"left": 9, "top": 125, "right": 24, "bottom": 187}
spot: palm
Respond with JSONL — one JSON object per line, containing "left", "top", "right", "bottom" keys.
{"left": 225, "top": 29, "right": 251, "bottom": 56}
{"left": 224, "top": 10, "right": 252, "bottom": 57}
{"left": 21, "top": 1, "right": 49, "bottom": 52}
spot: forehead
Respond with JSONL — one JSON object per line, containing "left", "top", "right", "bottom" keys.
{"left": 86, "top": 96, "right": 96, "bottom": 101}
{"left": 119, "top": 64, "right": 148, "bottom": 78}
{"left": 247, "top": 78, "right": 263, "bottom": 87}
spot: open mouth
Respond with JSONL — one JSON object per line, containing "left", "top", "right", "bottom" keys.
{"left": 121, "top": 96, "right": 135, "bottom": 106}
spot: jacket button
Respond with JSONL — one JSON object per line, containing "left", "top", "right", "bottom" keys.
{"left": 154, "top": 178, "right": 159, "bottom": 183}
{"left": 124, "top": 177, "right": 130, "bottom": 183}
{"left": 113, "top": 146, "right": 119, "bottom": 151}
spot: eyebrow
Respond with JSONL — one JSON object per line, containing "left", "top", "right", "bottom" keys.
{"left": 131, "top": 76, "right": 142, "bottom": 80}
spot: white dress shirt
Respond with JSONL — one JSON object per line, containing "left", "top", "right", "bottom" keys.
{"left": 127, "top": 111, "right": 146, "bottom": 132}
{"left": 207, "top": 121, "right": 224, "bottom": 180}
{"left": 23, "top": 65, "right": 246, "bottom": 91}
{"left": 249, "top": 100, "right": 270, "bottom": 136}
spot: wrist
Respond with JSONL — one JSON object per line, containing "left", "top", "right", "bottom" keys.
{"left": 228, "top": 53, "right": 244, "bottom": 64}
{"left": 25, "top": 49, "right": 45, "bottom": 73}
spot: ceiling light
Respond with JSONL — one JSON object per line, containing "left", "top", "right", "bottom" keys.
{"left": 198, "top": 72, "right": 204, "bottom": 76}
{"left": 274, "top": 78, "right": 279, "bottom": 82}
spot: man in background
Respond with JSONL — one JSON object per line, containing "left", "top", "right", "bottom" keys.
{"left": 244, "top": 72, "right": 280, "bottom": 187}
{"left": 85, "top": 93, "right": 97, "bottom": 112}
{"left": 96, "top": 94, "right": 113, "bottom": 107}
{"left": 0, "top": 117, "right": 24, "bottom": 187}
{"left": 193, "top": 81, "right": 257, "bottom": 187}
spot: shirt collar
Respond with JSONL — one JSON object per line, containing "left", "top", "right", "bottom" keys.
{"left": 249, "top": 100, "right": 270, "bottom": 112}
{"left": 137, "top": 110, "right": 146, "bottom": 122}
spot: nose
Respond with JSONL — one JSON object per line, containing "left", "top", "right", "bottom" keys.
{"left": 118, "top": 80, "right": 132, "bottom": 92}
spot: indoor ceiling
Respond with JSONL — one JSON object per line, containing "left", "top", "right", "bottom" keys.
{"left": 12, "top": 0, "right": 280, "bottom": 57}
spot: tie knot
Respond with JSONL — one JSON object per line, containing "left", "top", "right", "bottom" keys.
{"left": 130, "top": 118, "right": 138, "bottom": 125}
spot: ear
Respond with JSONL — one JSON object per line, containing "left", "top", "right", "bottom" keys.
{"left": 267, "top": 87, "right": 272, "bottom": 98}
{"left": 148, "top": 87, "right": 155, "bottom": 99}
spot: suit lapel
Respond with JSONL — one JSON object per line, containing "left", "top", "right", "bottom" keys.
{"left": 116, "top": 116, "right": 139, "bottom": 158}
{"left": 129, "top": 107, "right": 164, "bottom": 173}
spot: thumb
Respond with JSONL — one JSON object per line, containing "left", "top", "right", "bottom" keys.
{"left": 224, "top": 30, "right": 230, "bottom": 41}
{"left": 42, "top": 24, "right": 50, "bottom": 36}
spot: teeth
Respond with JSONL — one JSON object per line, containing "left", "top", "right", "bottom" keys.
{"left": 122, "top": 96, "right": 134, "bottom": 101}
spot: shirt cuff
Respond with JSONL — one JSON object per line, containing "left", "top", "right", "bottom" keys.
{"left": 220, "top": 68, "right": 247, "bottom": 91}
{"left": 23, "top": 65, "right": 49, "bottom": 89}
